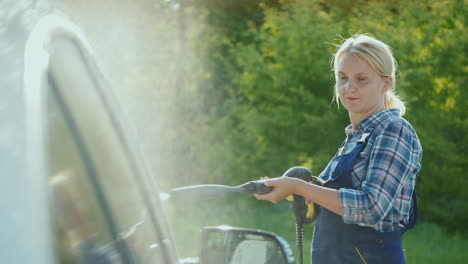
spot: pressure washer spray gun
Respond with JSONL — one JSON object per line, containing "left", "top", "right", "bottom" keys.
{"left": 169, "top": 166, "right": 319, "bottom": 264}
{"left": 282, "top": 166, "right": 320, "bottom": 264}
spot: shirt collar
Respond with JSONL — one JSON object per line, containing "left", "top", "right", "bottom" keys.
{"left": 345, "top": 108, "right": 401, "bottom": 136}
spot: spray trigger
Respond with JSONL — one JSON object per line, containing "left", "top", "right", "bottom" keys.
{"left": 306, "top": 203, "right": 315, "bottom": 219}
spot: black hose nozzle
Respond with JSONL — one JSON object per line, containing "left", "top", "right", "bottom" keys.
{"left": 168, "top": 180, "right": 272, "bottom": 201}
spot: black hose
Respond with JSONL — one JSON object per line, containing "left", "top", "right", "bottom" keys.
{"left": 296, "top": 221, "right": 304, "bottom": 264}
{"left": 283, "top": 167, "right": 314, "bottom": 264}
{"left": 169, "top": 180, "right": 272, "bottom": 201}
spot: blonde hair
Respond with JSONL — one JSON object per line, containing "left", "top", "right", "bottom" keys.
{"left": 331, "top": 34, "right": 406, "bottom": 116}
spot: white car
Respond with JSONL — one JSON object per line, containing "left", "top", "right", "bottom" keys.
{"left": 1, "top": 12, "right": 294, "bottom": 264}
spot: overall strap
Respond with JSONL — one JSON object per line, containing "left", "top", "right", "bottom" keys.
{"left": 320, "top": 132, "right": 373, "bottom": 187}
{"left": 358, "top": 132, "right": 371, "bottom": 143}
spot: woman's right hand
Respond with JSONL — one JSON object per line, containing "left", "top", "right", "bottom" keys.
{"left": 254, "top": 176, "right": 301, "bottom": 204}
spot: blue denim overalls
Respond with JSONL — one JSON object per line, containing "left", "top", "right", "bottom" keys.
{"left": 311, "top": 132, "right": 418, "bottom": 264}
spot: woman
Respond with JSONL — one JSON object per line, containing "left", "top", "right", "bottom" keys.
{"left": 254, "top": 34, "right": 422, "bottom": 263}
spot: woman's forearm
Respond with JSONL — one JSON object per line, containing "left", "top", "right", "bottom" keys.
{"left": 294, "top": 180, "right": 343, "bottom": 216}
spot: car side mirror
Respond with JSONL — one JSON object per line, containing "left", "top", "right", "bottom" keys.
{"left": 199, "top": 226, "right": 294, "bottom": 264}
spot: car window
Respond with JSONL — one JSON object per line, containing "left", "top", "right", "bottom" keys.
{"left": 47, "top": 91, "right": 118, "bottom": 263}
{"left": 45, "top": 31, "right": 175, "bottom": 264}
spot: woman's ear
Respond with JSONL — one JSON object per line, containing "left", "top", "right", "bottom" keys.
{"left": 383, "top": 76, "right": 392, "bottom": 92}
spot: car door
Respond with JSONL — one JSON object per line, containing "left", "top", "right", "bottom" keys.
{"left": 25, "top": 15, "right": 179, "bottom": 264}
{"left": 24, "top": 14, "right": 296, "bottom": 264}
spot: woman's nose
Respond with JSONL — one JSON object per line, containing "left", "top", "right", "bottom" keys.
{"left": 344, "top": 79, "right": 358, "bottom": 91}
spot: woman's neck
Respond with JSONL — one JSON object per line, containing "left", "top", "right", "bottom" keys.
{"left": 349, "top": 106, "right": 385, "bottom": 129}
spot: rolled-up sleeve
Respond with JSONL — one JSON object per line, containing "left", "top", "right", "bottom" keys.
{"left": 339, "top": 121, "right": 421, "bottom": 227}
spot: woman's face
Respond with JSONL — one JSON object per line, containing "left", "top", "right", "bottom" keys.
{"left": 336, "top": 53, "right": 390, "bottom": 121}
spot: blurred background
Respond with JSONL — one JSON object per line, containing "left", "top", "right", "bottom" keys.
{"left": 3, "top": 0, "right": 466, "bottom": 263}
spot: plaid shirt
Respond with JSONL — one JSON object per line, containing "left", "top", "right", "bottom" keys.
{"left": 318, "top": 108, "right": 422, "bottom": 232}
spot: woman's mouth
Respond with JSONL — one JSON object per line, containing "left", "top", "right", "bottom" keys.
{"left": 347, "top": 97, "right": 359, "bottom": 101}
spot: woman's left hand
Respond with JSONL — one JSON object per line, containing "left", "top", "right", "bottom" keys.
{"left": 254, "top": 176, "right": 299, "bottom": 203}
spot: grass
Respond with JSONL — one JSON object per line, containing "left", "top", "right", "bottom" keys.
{"left": 404, "top": 222, "right": 467, "bottom": 263}
{"left": 165, "top": 194, "right": 468, "bottom": 264}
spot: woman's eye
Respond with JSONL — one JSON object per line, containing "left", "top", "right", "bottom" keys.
{"left": 339, "top": 76, "right": 347, "bottom": 80}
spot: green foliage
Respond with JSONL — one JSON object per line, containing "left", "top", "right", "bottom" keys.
{"left": 297, "top": 0, "right": 468, "bottom": 233}
{"left": 167, "top": 0, "right": 467, "bottom": 234}
{"left": 189, "top": 1, "right": 350, "bottom": 186}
